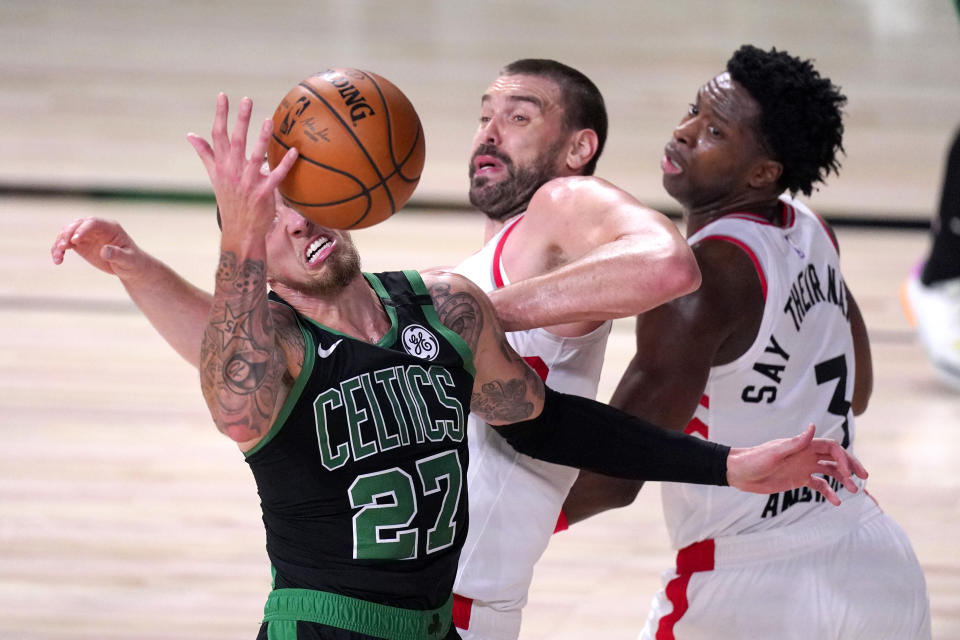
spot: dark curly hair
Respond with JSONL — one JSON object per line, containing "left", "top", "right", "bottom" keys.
{"left": 726, "top": 45, "right": 847, "bottom": 197}
{"left": 501, "top": 59, "right": 608, "bottom": 175}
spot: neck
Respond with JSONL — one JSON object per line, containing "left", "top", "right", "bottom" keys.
{"left": 483, "top": 212, "right": 523, "bottom": 244}
{"left": 684, "top": 194, "right": 784, "bottom": 237}
{"left": 273, "top": 273, "right": 390, "bottom": 343}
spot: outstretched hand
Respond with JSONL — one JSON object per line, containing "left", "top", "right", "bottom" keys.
{"left": 51, "top": 217, "right": 147, "bottom": 280}
{"left": 725, "top": 424, "right": 869, "bottom": 506}
{"left": 185, "top": 93, "right": 298, "bottom": 238}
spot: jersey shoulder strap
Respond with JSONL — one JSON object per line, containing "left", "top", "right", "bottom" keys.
{"left": 366, "top": 270, "right": 476, "bottom": 378}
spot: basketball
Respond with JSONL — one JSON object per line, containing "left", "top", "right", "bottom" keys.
{"left": 266, "top": 68, "right": 425, "bottom": 230}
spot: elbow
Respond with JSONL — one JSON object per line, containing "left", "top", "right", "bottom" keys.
{"left": 851, "top": 399, "right": 869, "bottom": 417}
{"left": 606, "top": 480, "right": 643, "bottom": 509}
{"left": 851, "top": 346, "right": 873, "bottom": 416}
{"left": 851, "top": 375, "right": 873, "bottom": 416}
{"left": 204, "top": 391, "right": 265, "bottom": 443}
{"left": 222, "top": 420, "right": 255, "bottom": 443}
{"left": 671, "top": 250, "right": 702, "bottom": 297}
{"left": 631, "top": 248, "right": 700, "bottom": 309}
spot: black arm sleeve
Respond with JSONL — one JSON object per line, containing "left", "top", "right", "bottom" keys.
{"left": 492, "top": 386, "right": 730, "bottom": 485}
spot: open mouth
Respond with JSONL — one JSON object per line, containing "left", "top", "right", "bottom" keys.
{"left": 305, "top": 235, "right": 334, "bottom": 265}
{"left": 473, "top": 155, "right": 503, "bottom": 177}
{"left": 471, "top": 143, "right": 513, "bottom": 178}
{"left": 661, "top": 147, "right": 683, "bottom": 175}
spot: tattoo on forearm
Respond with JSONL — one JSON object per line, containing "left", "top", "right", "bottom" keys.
{"left": 209, "top": 303, "right": 254, "bottom": 349}
{"left": 235, "top": 259, "right": 266, "bottom": 295}
{"left": 216, "top": 252, "right": 237, "bottom": 281}
{"left": 471, "top": 379, "right": 535, "bottom": 423}
{"left": 471, "top": 334, "right": 545, "bottom": 423}
{"left": 498, "top": 334, "right": 545, "bottom": 402}
{"left": 429, "top": 283, "right": 483, "bottom": 351}
{"left": 426, "top": 278, "right": 544, "bottom": 425}
{"left": 215, "top": 251, "right": 266, "bottom": 293}
{"left": 223, "top": 348, "right": 269, "bottom": 394}
{"left": 200, "top": 251, "right": 282, "bottom": 439}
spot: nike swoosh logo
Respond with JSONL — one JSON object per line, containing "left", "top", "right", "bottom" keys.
{"left": 317, "top": 339, "right": 343, "bottom": 359}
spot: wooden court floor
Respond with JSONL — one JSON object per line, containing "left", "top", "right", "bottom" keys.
{"left": 1, "top": 198, "right": 957, "bottom": 639}
{"left": 2, "top": 1, "right": 960, "bottom": 636}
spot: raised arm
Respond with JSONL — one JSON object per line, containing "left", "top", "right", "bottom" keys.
{"left": 487, "top": 176, "right": 701, "bottom": 334}
{"left": 186, "top": 93, "right": 299, "bottom": 446}
{"left": 51, "top": 217, "right": 213, "bottom": 366}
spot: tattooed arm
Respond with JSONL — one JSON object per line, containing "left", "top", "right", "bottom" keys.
{"left": 423, "top": 271, "right": 546, "bottom": 425}
{"left": 187, "top": 92, "right": 299, "bottom": 447}
{"left": 199, "top": 251, "right": 294, "bottom": 446}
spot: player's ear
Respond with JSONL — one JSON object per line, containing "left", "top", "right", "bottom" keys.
{"left": 748, "top": 158, "right": 783, "bottom": 190}
{"left": 566, "top": 129, "right": 599, "bottom": 173}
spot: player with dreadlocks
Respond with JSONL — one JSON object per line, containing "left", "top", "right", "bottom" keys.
{"left": 562, "top": 44, "right": 932, "bottom": 639}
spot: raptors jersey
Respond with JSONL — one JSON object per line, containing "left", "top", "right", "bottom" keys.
{"left": 662, "top": 197, "right": 866, "bottom": 550}
{"left": 452, "top": 215, "right": 611, "bottom": 610}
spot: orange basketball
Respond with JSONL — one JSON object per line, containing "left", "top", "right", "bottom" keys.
{"left": 267, "top": 68, "right": 425, "bottom": 229}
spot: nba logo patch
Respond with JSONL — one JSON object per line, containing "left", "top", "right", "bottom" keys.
{"left": 784, "top": 232, "right": 806, "bottom": 259}
{"left": 402, "top": 324, "right": 439, "bottom": 361}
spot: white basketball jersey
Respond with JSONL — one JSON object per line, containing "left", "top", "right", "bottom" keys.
{"left": 662, "top": 196, "right": 863, "bottom": 550}
{"left": 452, "top": 215, "right": 611, "bottom": 607}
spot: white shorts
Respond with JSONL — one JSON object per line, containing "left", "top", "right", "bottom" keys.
{"left": 453, "top": 594, "right": 522, "bottom": 640}
{"left": 641, "top": 496, "right": 931, "bottom": 640}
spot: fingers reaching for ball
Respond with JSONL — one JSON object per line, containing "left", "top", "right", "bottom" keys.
{"left": 187, "top": 69, "right": 422, "bottom": 234}
{"left": 187, "top": 94, "right": 297, "bottom": 237}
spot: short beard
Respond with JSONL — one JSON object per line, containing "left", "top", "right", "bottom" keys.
{"left": 468, "top": 142, "right": 565, "bottom": 222}
{"left": 273, "top": 236, "right": 363, "bottom": 297}
{"left": 306, "top": 248, "right": 362, "bottom": 297}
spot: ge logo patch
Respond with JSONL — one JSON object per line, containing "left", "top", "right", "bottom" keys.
{"left": 402, "top": 324, "right": 439, "bottom": 361}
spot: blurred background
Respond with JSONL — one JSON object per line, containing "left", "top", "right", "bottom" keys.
{"left": 1, "top": 1, "right": 958, "bottom": 638}
{"left": 3, "top": 0, "right": 959, "bottom": 217}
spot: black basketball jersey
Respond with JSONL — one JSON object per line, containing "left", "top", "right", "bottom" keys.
{"left": 245, "top": 270, "right": 475, "bottom": 611}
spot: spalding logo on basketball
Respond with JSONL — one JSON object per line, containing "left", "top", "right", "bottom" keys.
{"left": 267, "top": 68, "right": 426, "bottom": 230}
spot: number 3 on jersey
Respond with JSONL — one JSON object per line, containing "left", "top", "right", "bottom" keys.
{"left": 348, "top": 449, "right": 463, "bottom": 560}
{"left": 815, "top": 354, "right": 851, "bottom": 448}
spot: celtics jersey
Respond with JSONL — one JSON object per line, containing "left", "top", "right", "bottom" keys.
{"left": 245, "top": 270, "right": 475, "bottom": 611}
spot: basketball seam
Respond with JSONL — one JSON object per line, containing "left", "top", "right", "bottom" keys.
{"left": 270, "top": 133, "right": 373, "bottom": 226}
{"left": 272, "top": 70, "right": 423, "bottom": 229}
{"left": 271, "top": 134, "right": 416, "bottom": 208}
{"left": 362, "top": 72, "right": 424, "bottom": 180}
{"left": 299, "top": 77, "right": 394, "bottom": 227}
